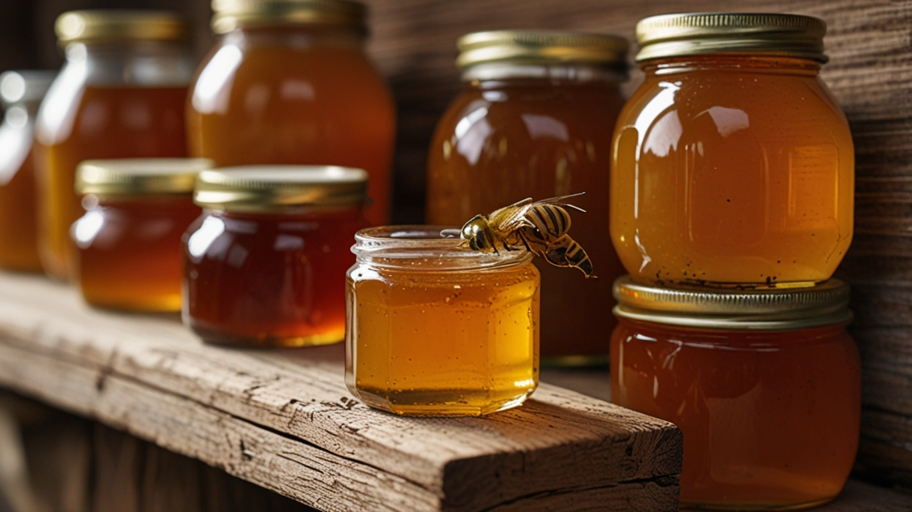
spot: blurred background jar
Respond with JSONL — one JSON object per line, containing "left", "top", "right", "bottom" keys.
{"left": 0, "top": 70, "right": 55, "bottom": 273}
{"left": 34, "top": 10, "right": 194, "bottom": 281}
{"left": 610, "top": 13, "right": 854, "bottom": 288}
{"left": 426, "top": 30, "right": 628, "bottom": 364}
{"left": 73, "top": 158, "right": 212, "bottom": 312}
{"left": 187, "top": 0, "right": 396, "bottom": 225}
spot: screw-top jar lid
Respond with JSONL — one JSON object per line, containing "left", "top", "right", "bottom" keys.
{"left": 457, "top": 30, "right": 629, "bottom": 71}
{"left": 210, "top": 0, "right": 366, "bottom": 34}
{"left": 0, "top": 71, "right": 56, "bottom": 106}
{"left": 55, "top": 10, "right": 192, "bottom": 45}
{"left": 194, "top": 165, "right": 368, "bottom": 212}
{"left": 613, "top": 275, "right": 852, "bottom": 331}
{"left": 635, "top": 12, "right": 828, "bottom": 63}
{"left": 76, "top": 159, "right": 215, "bottom": 196}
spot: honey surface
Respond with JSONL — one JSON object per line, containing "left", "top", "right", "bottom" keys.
{"left": 187, "top": 38, "right": 395, "bottom": 225}
{"left": 611, "top": 57, "right": 854, "bottom": 287}
{"left": 35, "top": 86, "right": 188, "bottom": 280}
{"left": 427, "top": 80, "right": 625, "bottom": 359}
{"left": 346, "top": 262, "right": 540, "bottom": 416}
{"left": 611, "top": 319, "right": 860, "bottom": 509}
{"left": 184, "top": 209, "right": 363, "bottom": 347}
{"left": 0, "top": 150, "right": 42, "bottom": 271}
{"left": 75, "top": 197, "right": 200, "bottom": 312}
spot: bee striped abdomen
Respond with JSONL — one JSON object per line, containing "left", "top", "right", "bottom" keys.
{"left": 545, "top": 235, "right": 594, "bottom": 278}
{"left": 527, "top": 205, "right": 571, "bottom": 239}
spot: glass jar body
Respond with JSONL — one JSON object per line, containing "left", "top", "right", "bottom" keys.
{"left": 345, "top": 226, "right": 540, "bottom": 416}
{"left": 426, "top": 71, "right": 626, "bottom": 362}
{"left": 35, "top": 41, "right": 193, "bottom": 280}
{"left": 73, "top": 195, "right": 200, "bottom": 311}
{"left": 610, "top": 56, "right": 854, "bottom": 287}
{"left": 186, "top": 26, "right": 396, "bottom": 225}
{"left": 610, "top": 317, "right": 860, "bottom": 509}
{"left": 183, "top": 207, "right": 365, "bottom": 347}
{"left": 0, "top": 104, "right": 41, "bottom": 272}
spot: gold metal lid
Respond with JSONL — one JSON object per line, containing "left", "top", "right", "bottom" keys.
{"left": 635, "top": 12, "right": 827, "bottom": 63}
{"left": 76, "top": 159, "right": 215, "bottom": 196}
{"left": 55, "top": 10, "right": 192, "bottom": 45}
{"left": 194, "top": 165, "right": 368, "bottom": 212}
{"left": 456, "top": 30, "right": 629, "bottom": 70}
{"left": 211, "top": 0, "right": 366, "bottom": 34}
{"left": 613, "top": 275, "right": 852, "bottom": 331}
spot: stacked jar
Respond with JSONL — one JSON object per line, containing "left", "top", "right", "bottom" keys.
{"left": 608, "top": 13, "right": 859, "bottom": 510}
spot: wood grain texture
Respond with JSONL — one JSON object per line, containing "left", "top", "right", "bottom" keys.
{"left": 0, "top": 271, "right": 682, "bottom": 511}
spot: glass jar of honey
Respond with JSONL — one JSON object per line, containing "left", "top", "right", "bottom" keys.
{"left": 346, "top": 226, "right": 540, "bottom": 416}
{"left": 187, "top": 0, "right": 396, "bottom": 225}
{"left": 426, "top": 30, "right": 628, "bottom": 364}
{"left": 0, "top": 70, "right": 55, "bottom": 272}
{"left": 611, "top": 13, "right": 854, "bottom": 288}
{"left": 610, "top": 275, "right": 860, "bottom": 509}
{"left": 35, "top": 10, "right": 193, "bottom": 281}
{"left": 73, "top": 158, "right": 212, "bottom": 311}
{"left": 184, "top": 166, "right": 368, "bottom": 347}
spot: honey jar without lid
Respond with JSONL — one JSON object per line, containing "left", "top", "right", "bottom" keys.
{"left": 183, "top": 165, "right": 368, "bottom": 347}
{"left": 73, "top": 158, "right": 213, "bottom": 311}
{"left": 610, "top": 275, "right": 860, "bottom": 510}
{"left": 346, "top": 226, "right": 540, "bottom": 416}
{"left": 610, "top": 13, "right": 854, "bottom": 288}
{"left": 426, "top": 30, "right": 628, "bottom": 363}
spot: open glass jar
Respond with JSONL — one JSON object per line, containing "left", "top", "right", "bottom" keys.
{"left": 426, "top": 30, "right": 628, "bottom": 363}
{"left": 183, "top": 166, "right": 368, "bottom": 347}
{"left": 346, "top": 226, "right": 540, "bottom": 416}
{"left": 610, "top": 275, "right": 860, "bottom": 510}
{"left": 73, "top": 158, "right": 212, "bottom": 311}
{"left": 610, "top": 13, "right": 854, "bottom": 288}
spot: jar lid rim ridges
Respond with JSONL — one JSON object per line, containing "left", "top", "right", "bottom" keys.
{"left": 210, "top": 0, "right": 366, "bottom": 34}
{"left": 635, "top": 12, "right": 828, "bottom": 63}
{"left": 456, "top": 29, "right": 629, "bottom": 70}
{"left": 612, "top": 275, "right": 851, "bottom": 330}
{"left": 194, "top": 165, "right": 369, "bottom": 212}
{"left": 76, "top": 158, "right": 215, "bottom": 196}
{"left": 55, "top": 10, "right": 192, "bottom": 44}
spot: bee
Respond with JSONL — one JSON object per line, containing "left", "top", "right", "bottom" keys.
{"left": 459, "top": 193, "right": 595, "bottom": 278}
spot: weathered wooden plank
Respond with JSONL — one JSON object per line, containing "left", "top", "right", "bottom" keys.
{"left": 0, "top": 271, "right": 682, "bottom": 511}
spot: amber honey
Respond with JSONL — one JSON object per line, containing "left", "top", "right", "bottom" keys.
{"left": 610, "top": 276, "right": 860, "bottom": 509}
{"left": 345, "top": 226, "right": 540, "bottom": 416}
{"left": 0, "top": 150, "right": 41, "bottom": 272}
{"left": 611, "top": 14, "right": 853, "bottom": 287}
{"left": 187, "top": 21, "right": 396, "bottom": 225}
{"left": 427, "top": 31, "right": 628, "bottom": 362}
{"left": 183, "top": 166, "right": 368, "bottom": 347}
{"left": 36, "top": 86, "right": 188, "bottom": 280}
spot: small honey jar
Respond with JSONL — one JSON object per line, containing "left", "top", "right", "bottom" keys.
{"left": 345, "top": 226, "right": 540, "bottom": 416}
{"left": 183, "top": 166, "right": 368, "bottom": 347}
{"left": 610, "top": 275, "right": 860, "bottom": 509}
{"left": 73, "top": 158, "right": 213, "bottom": 311}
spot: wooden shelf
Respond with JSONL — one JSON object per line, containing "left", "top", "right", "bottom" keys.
{"left": 0, "top": 271, "right": 681, "bottom": 511}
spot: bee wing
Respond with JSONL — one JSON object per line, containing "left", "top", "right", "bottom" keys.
{"left": 488, "top": 198, "right": 536, "bottom": 231}
{"left": 535, "top": 192, "right": 587, "bottom": 213}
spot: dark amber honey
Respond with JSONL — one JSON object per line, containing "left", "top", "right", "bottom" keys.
{"left": 0, "top": 150, "right": 42, "bottom": 272}
{"left": 184, "top": 208, "right": 364, "bottom": 346}
{"left": 36, "top": 86, "right": 188, "bottom": 280}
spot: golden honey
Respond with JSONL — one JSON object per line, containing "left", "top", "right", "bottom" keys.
{"left": 611, "top": 14, "right": 854, "bottom": 287}
{"left": 187, "top": 1, "right": 395, "bottom": 225}
{"left": 346, "top": 226, "right": 540, "bottom": 416}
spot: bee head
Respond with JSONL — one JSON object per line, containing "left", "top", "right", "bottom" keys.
{"left": 460, "top": 215, "right": 496, "bottom": 252}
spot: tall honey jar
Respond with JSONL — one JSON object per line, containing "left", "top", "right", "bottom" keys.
{"left": 611, "top": 276, "right": 860, "bottom": 509}
{"left": 35, "top": 10, "right": 193, "bottom": 281}
{"left": 187, "top": 0, "right": 396, "bottom": 225}
{"left": 73, "top": 159, "right": 212, "bottom": 311}
{"left": 184, "top": 166, "right": 368, "bottom": 347}
{"left": 426, "top": 31, "right": 628, "bottom": 363}
{"left": 0, "top": 70, "right": 55, "bottom": 272}
{"left": 346, "top": 226, "right": 541, "bottom": 416}
{"left": 611, "top": 13, "right": 854, "bottom": 288}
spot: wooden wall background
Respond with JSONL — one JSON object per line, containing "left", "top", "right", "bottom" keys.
{"left": 0, "top": 0, "right": 910, "bottom": 495}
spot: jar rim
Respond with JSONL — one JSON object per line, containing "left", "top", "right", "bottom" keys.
{"left": 55, "top": 10, "right": 192, "bottom": 45}
{"left": 352, "top": 225, "right": 533, "bottom": 269}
